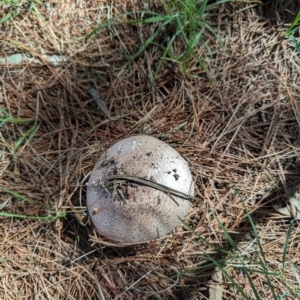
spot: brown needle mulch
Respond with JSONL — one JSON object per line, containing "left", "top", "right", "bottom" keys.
{"left": 0, "top": 0, "right": 300, "bottom": 299}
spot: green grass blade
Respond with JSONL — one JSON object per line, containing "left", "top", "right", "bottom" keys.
{"left": 288, "top": 25, "right": 300, "bottom": 37}
{"left": 239, "top": 193, "right": 278, "bottom": 299}
{"left": 0, "top": 117, "right": 34, "bottom": 124}
{"left": 0, "top": 186, "right": 35, "bottom": 204}
{"left": 0, "top": 211, "right": 66, "bottom": 221}
{"left": 130, "top": 18, "right": 175, "bottom": 61}
{"left": 85, "top": 19, "right": 114, "bottom": 40}
{"left": 234, "top": 266, "right": 278, "bottom": 276}
{"left": 151, "top": 30, "right": 181, "bottom": 81}
{"left": 275, "top": 293, "right": 290, "bottom": 300}
{"left": 0, "top": 107, "right": 10, "bottom": 118}
{"left": 177, "top": 223, "right": 252, "bottom": 299}
{"left": 197, "top": 0, "right": 209, "bottom": 17}
{"left": 13, "top": 123, "right": 39, "bottom": 153}
{"left": 204, "top": 257, "right": 251, "bottom": 299}
{"left": 175, "top": 15, "right": 189, "bottom": 46}
{"left": 85, "top": 0, "right": 230, "bottom": 76}
{"left": 181, "top": 218, "right": 238, "bottom": 256}
{"left": 212, "top": 212, "right": 239, "bottom": 251}
{"left": 0, "top": 13, "right": 13, "bottom": 24}
{"left": 282, "top": 220, "right": 294, "bottom": 272}
{"left": 210, "top": 209, "right": 262, "bottom": 300}
{"left": 126, "top": 13, "right": 178, "bottom": 24}
{"left": 85, "top": 11, "right": 175, "bottom": 41}
{"left": 286, "top": 10, "right": 300, "bottom": 36}
{"left": 207, "top": 0, "right": 247, "bottom": 10}
{"left": 188, "top": 48, "right": 207, "bottom": 73}
{"left": 241, "top": 266, "right": 261, "bottom": 300}
{"left": 190, "top": 27, "right": 205, "bottom": 49}
{"left": 290, "top": 35, "right": 300, "bottom": 54}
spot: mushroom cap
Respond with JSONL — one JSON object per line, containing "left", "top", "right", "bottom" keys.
{"left": 87, "top": 135, "right": 194, "bottom": 245}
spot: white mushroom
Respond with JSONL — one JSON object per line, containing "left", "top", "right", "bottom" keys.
{"left": 87, "top": 135, "right": 194, "bottom": 245}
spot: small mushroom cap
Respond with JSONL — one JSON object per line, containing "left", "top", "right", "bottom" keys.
{"left": 87, "top": 135, "right": 194, "bottom": 245}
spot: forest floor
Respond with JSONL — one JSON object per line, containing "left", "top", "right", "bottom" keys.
{"left": 1, "top": 0, "right": 300, "bottom": 299}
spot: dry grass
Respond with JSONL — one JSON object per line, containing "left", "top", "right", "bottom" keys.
{"left": 0, "top": 0, "right": 300, "bottom": 299}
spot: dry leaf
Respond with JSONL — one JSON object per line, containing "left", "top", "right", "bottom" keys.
{"left": 0, "top": 53, "right": 66, "bottom": 66}
{"left": 209, "top": 268, "right": 223, "bottom": 300}
{"left": 88, "top": 88, "right": 111, "bottom": 119}
{"left": 273, "top": 192, "right": 300, "bottom": 220}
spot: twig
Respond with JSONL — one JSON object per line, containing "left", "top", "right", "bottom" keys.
{"left": 70, "top": 249, "right": 97, "bottom": 264}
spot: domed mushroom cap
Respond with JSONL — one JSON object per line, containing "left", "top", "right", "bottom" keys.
{"left": 87, "top": 135, "right": 194, "bottom": 245}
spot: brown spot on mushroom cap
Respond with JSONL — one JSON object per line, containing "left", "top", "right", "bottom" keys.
{"left": 87, "top": 135, "right": 194, "bottom": 245}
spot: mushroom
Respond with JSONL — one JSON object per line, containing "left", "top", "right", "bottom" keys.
{"left": 87, "top": 135, "right": 194, "bottom": 245}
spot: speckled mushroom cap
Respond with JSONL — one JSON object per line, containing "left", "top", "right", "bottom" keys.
{"left": 87, "top": 135, "right": 194, "bottom": 245}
